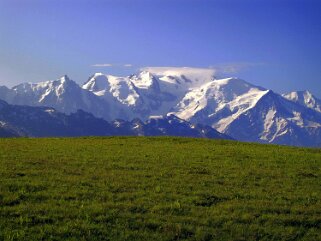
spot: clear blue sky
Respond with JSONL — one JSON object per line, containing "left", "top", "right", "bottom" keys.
{"left": 0, "top": 0, "right": 320, "bottom": 97}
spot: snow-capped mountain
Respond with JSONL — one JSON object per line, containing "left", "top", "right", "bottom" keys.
{"left": 0, "top": 75, "right": 115, "bottom": 119}
{"left": 82, "top": 67, "right": 215, "bottom": 120}
{"left": 224, "top": 90, "right": 321, "bottom": 146}
{"left": 0, "top": 75, "right": 133, "bottom": 120}
{"left": 83, "top": 72, "right": 177, "bottom": 120}
{"left": 0, "top": 67, "right": 320, "bottom": 146}
{"left": 171, "top": 77, "right": 268, "bottom": 132}
{"left": 0, "top": 99, "right": 230, "bottom": 139}
{"left": 283, "top": 90, "right": 321, "bottom": 113}
{"left": 170, "top": 77, "right": 321, "bottom": 146}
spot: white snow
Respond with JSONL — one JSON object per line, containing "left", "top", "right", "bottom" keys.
{"left": 142, "top": 67, "right": 216, "bottom": 88}
{"left": 44, "top": 109, "right": 55, "bottom": 113}
{"left": 261, "top": 108, "right": 276, "bottom": 141}
{"left": 149, "top": 115, "right": 163, "bottom": 119}
{"left": 130, "top": 71, "right": 155, "bottom": 89}
{"left": 173, "top": 77, "right": 268, "bottom": 132}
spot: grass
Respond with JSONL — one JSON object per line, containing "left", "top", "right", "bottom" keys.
{"left": 0, "top": 137, "right": 320, "bottom": 241}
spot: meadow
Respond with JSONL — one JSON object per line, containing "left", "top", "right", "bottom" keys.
{"left": 0, "top": 137, "right": 320, "bottom": 241}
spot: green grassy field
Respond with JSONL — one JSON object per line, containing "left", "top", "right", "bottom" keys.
{"left": 0, "top": 137, "right": 320, "bottom": 241}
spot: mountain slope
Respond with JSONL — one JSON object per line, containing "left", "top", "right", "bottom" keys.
{"left": 111, "top": 114, "right": 230, "bottom": 139}
{"left": 0, "top": 99, "right": 230, "bottom": 139}
{"left": 0, "top": 99, "right": 115, "bottom": 137}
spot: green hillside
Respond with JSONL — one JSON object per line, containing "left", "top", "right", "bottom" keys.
{"left": 0, "top": 137, "right": 320, "bottom": 241}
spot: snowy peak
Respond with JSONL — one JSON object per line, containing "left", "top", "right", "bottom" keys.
{"left": 84, "top": 71, "right": 159, "bottom": 92}
{"left": 283, "top": 90, "right": 321, "bottom": 113}
{"left": 37, "top": 76, "right": 79, "bottom": 101}
{"left": 214, "top": 77, "right": 263, "bottom": 92}
{"left": 283, "top": 90, "right": 313, "bottom": 103}
{"left": 210, "top": 77, "right": 266, "bottom": 102}
{"left": 51, "top": 75, "right": 78, "bottom": 95}
{"left": 224, "top": 89, "right": 321, "bottom": 146}
{"left": 0, "top": 75, "right": 112, "bottom": 119}
{"left": 142, "top": 67, "right": 216, "bottom": 90}
{"left": 172, "top": 77, "right": 267, "bottom": 127}
{"left": 82, "top": 73, "right": 110, "bottom": 93}
{"left": 82, "top": 71, "right": 179, "bottom": 119}
{"left": 12, "top": 75, "right": 75, "bottom": 94}
{"left": 59, "top": 74, "right": 71, "bottom": 83}
{"left": 130, "top": 71, "right": 160, "bottom": 91}
{"left": 83, "top": 73, "right": 141, "bottom": 108}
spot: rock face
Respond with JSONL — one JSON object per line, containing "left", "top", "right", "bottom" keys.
{"left": 0, "top": 67, "right": 320, "bottom": 146}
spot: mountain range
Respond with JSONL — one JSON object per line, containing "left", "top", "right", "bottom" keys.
{"left": 0, "top": 67, "right": 320, "bottom": 147}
